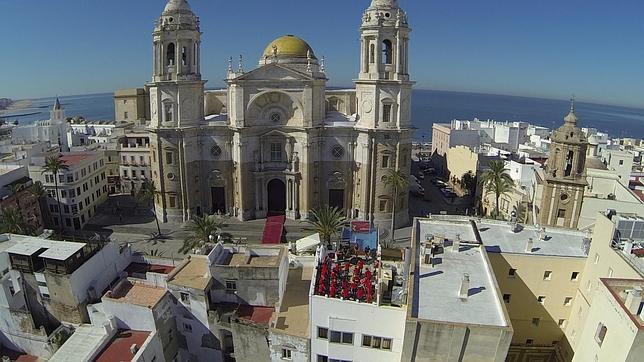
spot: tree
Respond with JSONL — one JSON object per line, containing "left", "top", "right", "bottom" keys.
{"left": 41, "top": 154, "right": 69, "bottom": 231}
{"left": 7, "top": 183, "right": 24, "bottom": 210}
{"left": 479, "top": 160, "right": 515, "bottom": 219}
{"left": 0, "top": 207, "right": 34, "bottom": 235}
{"left": 307, "top": 206, "right": 346, "bottom": 247}
{"left": 180, "top": 214, "right": 227, "bottom": 254}
{"left": 137, "top": 179, "right": 162, "bottom": 237}
{"left": 383, "top": 169, "right": 408, "bottom": 246}
{"left": 461, "top": 171, "right": 477, "bottom": 194}
{"left": 29, "top": 181, "right": 52, "bottom": 228}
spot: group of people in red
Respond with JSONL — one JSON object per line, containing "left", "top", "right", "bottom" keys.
{"left": 316, "top": 254, "right": 377, "bottom": 304}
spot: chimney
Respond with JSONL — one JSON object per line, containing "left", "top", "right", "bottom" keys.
{"left": 130, "top": 344, "right": 139, "bottom": 356}
{"left": 526, "top": 238, "right": 534, "bottom": 253}
{"left": 624, "top": 239, "right": 634, "bottom": 256}
{"left": 459, "top": 274, "right": 470, "bottom": 299}
{"left": 625, "top": 287, "right": 643, "bottom": 314}
{"left": 452, "top": 234, "right": 461, "bottom": 252}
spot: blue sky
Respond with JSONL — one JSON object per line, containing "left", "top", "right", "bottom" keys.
{"left": 1, "top": 0, "right": 643, "bottom": 108}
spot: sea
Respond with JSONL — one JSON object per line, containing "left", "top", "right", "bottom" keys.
{"left": 3, "top": 90, "right": 644, "bottom": 140}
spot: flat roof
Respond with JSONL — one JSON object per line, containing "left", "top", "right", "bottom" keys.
{"left": 125, "top": 262, "right": 174, "bottom": 276}
{"left": 60, "top": 152, "right": 96, "bottom": 166}
{"left": 5, "top": 235, "right": 86, "bottom": 260}
{"left": 49, "top": 325, "right": 110, "bottom": 362}
{"left": 601, "top": 279, "right": 644, "bottom": 329}
{"left": 168, "top": 256, "right": 211, "bottom": 290}
{"left": 216, "top": 246, "right": 284, "bottom": 268}
{"left": 412, "top": 219, "right": 508, "bottom": 327}
{"left": 271, "top": 266, "right": 312, "bottom": 338}
{"left": 106, "top": 279, "right": 167, "bottom": 308}
{"left": 477, "top": 220, "right": 589, "bottom": 257}
{"left": 95, "top": 330, "right": 151, "bottom": 362}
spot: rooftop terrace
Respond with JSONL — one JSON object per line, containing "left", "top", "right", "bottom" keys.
{"left": 167, "top": 255, "right": 211, "bottom": 291}
{"left": 95, "top": 330, "right": 151, "bottom": 362}
{"left": 411, "top": 219, "right": 509, "bottom": 327}
{"left": 270, "top": 266, "right": 312, "bottom": 338}
{"left": 213, "top": 245, "right": 284, "bottom": 268}
{"left": 105, "top": 279, "right": 167, "bottom": 308}
{"left": 601, "top": 278, "right": 644, "bottom": 329}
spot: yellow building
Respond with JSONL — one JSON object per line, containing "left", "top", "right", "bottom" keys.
{"left": 565, "top": 212, "right": 644, "bottom": 357}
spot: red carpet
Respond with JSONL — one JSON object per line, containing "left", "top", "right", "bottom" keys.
{"left": 262, "top": 215, "right": 286, "bottom": 244}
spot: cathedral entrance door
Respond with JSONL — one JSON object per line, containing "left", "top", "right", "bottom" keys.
{"left": 267, "top": 179, "right": 286, "bottom": 215}
{"left": 329, "top": 189, "right": 344, "bottom": 211}
{"left": 211, "top": 187, "right": 226, "bottom": 214}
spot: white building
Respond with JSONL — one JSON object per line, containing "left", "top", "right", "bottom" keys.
{"left": 10, "top": 98, "right": 70, "bottom": 152}
{"left": 602, "top": 148, "right": 634, "bottom": 187}
{"left": 28, "top": 151, "right": 109, "bottom": 231}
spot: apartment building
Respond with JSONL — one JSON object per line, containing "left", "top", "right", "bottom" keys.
{"left": 117, "top": 132, "right": 151, "bottom": 195}
{"left": 28, "top": 151, "right": 108, "bottom": 231}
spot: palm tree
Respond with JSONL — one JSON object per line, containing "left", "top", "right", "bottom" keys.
{"left": 0, "top": 207, "right": 34, "bottom": 235}
{"left": 137, "top": 179, "right": 162, "bottom": 236}
{"left": 29, "top": 181, "right": 52, "bottom": 228}
{"left": 41, "top": 154, "right": 69, "bottom": 231}
{"left": 307, "top": 205, "right": 346, "bottom": 247}
{"left": 180, "top": 214, "right": 227, "bottom": 254}
{"left": 383, "top": 169, "right": 408, "bottom": 246}
{"left": 479, "top": 160, "right": 515, "bottom": 219}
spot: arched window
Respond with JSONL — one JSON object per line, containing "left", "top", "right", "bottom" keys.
{"left": 164, "top": 103, "right": 173, "bottom": 123}
{"left": 382, "top": 40, "right": 393, "bottom": 64}
{"left": 166, "top": 43, "right": 175, "bottom": 66}
{"left": 565, "top": 150, "right": 574, "bottom": 177}
{"left": 182, "top": 46, "right": 188, "bottom": 66}
{"left": 369, "top": 44, "right": 375, "bottom": 64}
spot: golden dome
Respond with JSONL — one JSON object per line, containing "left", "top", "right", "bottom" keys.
{"left": 263, "top": 35, "right": 316, "bottom": 59}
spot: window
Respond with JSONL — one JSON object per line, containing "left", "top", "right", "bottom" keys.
{"left": 619, "top": 160, "right": 624, "bottom": 165}
{"left": 571, "top": 272, "right": 580, "bottom": 281}
{"left": 543, "top": 271, "right": 552, "bottom": 280}
{"left": 503, "top": 294, "right": 511, "bottom": 303}
{"left": 532, "top": 318, "right": 540, "bottom": 327}
{"left": 559, "top": 319, "right": 567, "bottom": 328}
{"left": 169, "top": 196, "right": 176, "bottom": 208}
{"left": 379, "top": 199, "right": 388, "bottom": 212}
{"left": 557, "top": 209, "right": 566, "bottom": 218}
{"left": 564, "top": 297, "right": 573, "bottom": 306}
{"left": 180, "top": 292, "right": 190, "bottom": 304}
{"left": 317, "top": 327, "right": 328, "bottom": 340}
{"left": 66, "top": 175, "right": 73, "bottom": 183}
{"left": 595, "top": 323, "right": 607, "bottom": 346}
{"left": 166, "top": 151, "right": 173, "bottom": 165}
{"left": 225, "top": 280, "right": 237, "bottom": 292}
{"left": 382, "top": 40, "right": 393, "bottom": 64}
{"left": 383, "top": 104, "right": 392, "bottom": 123}
{"left": 183, "top": 323, "right": 192, "bottom": 332}
{"left": 281, "top": 349, "right": 292, "bottom": 360}
{"left": 508, "top": 268, "right": 517, "bottom": 278}
{"left": 526, "top": 339, "right": 534, "bottom": 346}
{"left": 382, "top": 155, "right": 390, "bottom": 168}
{"left": 362, "top": 334, "right": 392, "bottom": 350}
{"left": 124, "top": 111, "right": 129, "bottom": 120}
{"left": 270, "top": 143, "right": 283, "bottom": 162}
{"left": 63, "top": 205, "right": 70, "bottom": 213}
{"left": 538, "top": 296, "right": 546, "bottom": 305}
{"left": 317, "top": 356, "right": 328, "bottom": 362}
{"left": 61, "top": 190, "right": 67, "bottom": 198}
{"left": 329, "top": 331, "right": 353, "bottom": 345}
{"left": 166, "top": 42, "right": 175, "bottom": 66}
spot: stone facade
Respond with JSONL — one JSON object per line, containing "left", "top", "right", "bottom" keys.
{"left": 538, "top": 102, "right": 588, "bottom": 229}
{"left": 146, "top": 0, "right": 413, "bottom": 229}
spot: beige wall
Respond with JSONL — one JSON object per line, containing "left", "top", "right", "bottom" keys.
{"left": 572, "top": 280, "right": 643, "bottom": 362}
{"left": 446, "top": 145, "right": 478, "bottom": 183}
{"left": 114, "top": 88, "right": 149, "bottom": 122}
{"left": 565, "top": 213, "right": 642, "bottom": 350}
{"left": 488, "top": 253, "right": 586, "bottom": 349}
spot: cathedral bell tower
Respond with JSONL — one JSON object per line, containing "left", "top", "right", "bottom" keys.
{"left": 148, "top": 0, "right": 206, "bottom": 223}
{"left": 355, "top": 0, "right": 414, "bottom": 230}
{"left": 538, "top": 100, "right": 588, "bottom": 229}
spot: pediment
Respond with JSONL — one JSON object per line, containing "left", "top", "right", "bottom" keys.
{"left": 234, "top": 64, "right": 313, "bottom": 82}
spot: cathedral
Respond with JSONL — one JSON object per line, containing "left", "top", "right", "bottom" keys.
{"left": 147, "top": 0, "right": 414, "bottom": 227}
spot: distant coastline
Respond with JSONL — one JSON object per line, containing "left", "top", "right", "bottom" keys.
{"left": 0, "top": 98, "right": 13, "bottom": 111}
